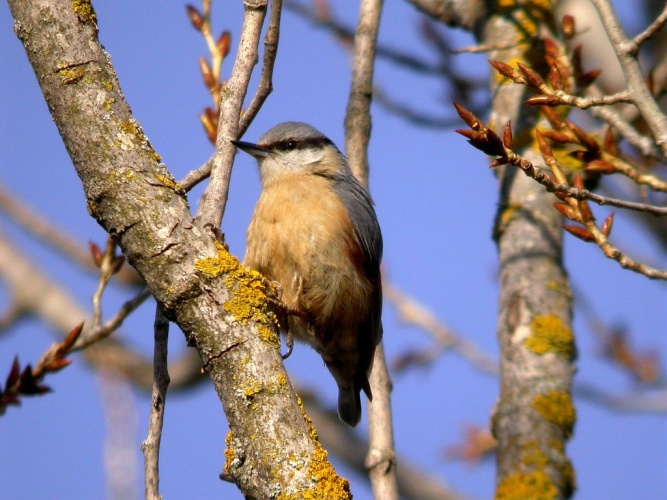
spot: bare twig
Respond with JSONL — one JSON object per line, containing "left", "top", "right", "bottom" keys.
{"left": 91, "top": 238, "right": 125, "bottom": 329}
{"left": 74, "top": 287, "right": 151, "bottom": 351}
{"left": 196, "top": 0, "right": 268, "bottom": 226}
{"left": 239, "top": 0, "right": 283, "bottom": 137}
{"left": 343, "top": 0, "right": 398, "bottom": 498}
{"left": 179, "top": 154, "right": 215, "bottom": 192}
{"left": 630, "top": 3, "right": 667, "bottom": 50}
{"left": 141, "top": 306, "right": 170, "bottom": 500}
{"left": 590, "top": 0, "right": 667, "bottom": 157}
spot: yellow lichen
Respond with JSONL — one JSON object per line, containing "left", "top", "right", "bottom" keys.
{"left": 275, "top": 372, "right": 288, "bottom": 389}
{"left": 155, "top": 173, "right": 184, "bottom": 195}
{"left": 57, "top": 66, "right": 85, "bottom": 84}
{"left": 240, "top": 378, "right": 263, "bottom": 400}
{"left": 71, "top": 0, "right": 97, "bottom": 28}
{"left": 496, "top": 470, "right": 558, "bottom": 500}
{"left": 194, "top": 243, "right": 280, "bottom": 349}
{"left": 522, "top": 441, "right": 549, "bottom": 469}
{"left": 532, "top": 390, "right": 576, "bottom": 438}
{"left": 525, "top": 314, "right": 575, "bottom": 359}
{"left": 102, "top": 98, "right": 116, "bottom": 111}
{"left": 119, "top": 119, "right": 139, "bottom": 136}
{"left": 223, "top": 430, "right": 235, "bottom": 476}
{"left": 277, "top": 396, "right": 351, "bottom": 500}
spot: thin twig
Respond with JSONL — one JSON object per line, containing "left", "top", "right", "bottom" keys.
{"left": 74, "top": 287, "right": 151, "bottom": 351}
{"left": 196, "top": 0, "right": 268, "bottom": 227}
{"left": 507, "top": 151, "right": 667, "bottom": 216}
{"left": 630, "top": 3, "right": 667, "bottom": 51}
{"left": 91, "top": 239, "right": 119, "bottom": 329}
{"left": 344, "top": 0, "right": 398, "bottom": 498}
{"left": 141, "top": 306, "right": 170, "bottom": 500}
{"left": 179, "top": 154, "right": 214, "bottom": 192}
{"left": 590, "top": 103, "right": 660, "bottom": 158}
{"left": 239, "top": 0, "right": 282, "bottom": 137}
{"left": 590, "top": 0, "right": 667, "bottom": 157}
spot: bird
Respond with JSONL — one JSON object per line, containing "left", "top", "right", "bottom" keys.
{"left": 232, "top": 121, "right": 383, "bottom": 427}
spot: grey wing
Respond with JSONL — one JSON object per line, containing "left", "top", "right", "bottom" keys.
{"left": 331, "top": 172, "right": 384, "bottom": 348}
{"left": 331, "top": 174, "right": 383, "bottom": 270}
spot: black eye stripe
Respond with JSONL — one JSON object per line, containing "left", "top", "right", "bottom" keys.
{"left": 264, "top": 136, "right": 334, "bottom": 152}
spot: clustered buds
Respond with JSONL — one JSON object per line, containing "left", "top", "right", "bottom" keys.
{"left": 454, "top": 102, "right": 508, "bottom": 161}
{"left": 89, "top": 240, "right": 125, "bottom": 277}
{"left": 0, "top": 323, "right": 83, "bottom": 415}
{"left": 187, "top": 3, "right": 232, "bottom": 144}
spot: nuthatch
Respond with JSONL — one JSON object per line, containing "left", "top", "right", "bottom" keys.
{"left": 232, "top": 122, "right": 383, "bottom": 427}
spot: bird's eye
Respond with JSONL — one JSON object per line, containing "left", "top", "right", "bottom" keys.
{"left": 285, "top": 141, "right": 297, "bottom": 150}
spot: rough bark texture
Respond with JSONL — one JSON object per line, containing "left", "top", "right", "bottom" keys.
{"left": 411, "top": 2, "right": 577, "bottom": 495}
{"left": 8, "top": 1, "right": 348, "bottom": 497}
{"left": 484, "top": 13, "right": 577, "bottom": 500}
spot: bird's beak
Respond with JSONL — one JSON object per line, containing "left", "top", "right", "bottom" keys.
{"left": 231, "top": 140, "right": 269, "bottom": 159}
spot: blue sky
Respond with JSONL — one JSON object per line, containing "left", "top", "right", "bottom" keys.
{"left": 1, "top": 1, "right": 665, "bottom": 499}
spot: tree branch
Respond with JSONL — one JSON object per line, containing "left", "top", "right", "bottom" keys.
{"left": 196, "top": 0, "right": 267, "bottom": 226}
{"left": 141, "top": 306, "right": 170, "bottom": 499}
{"left": 590, "top": 0, "right": 667, "bottom": 157}
{"left": 344, "top": 0, "right": 398, "bottom": 498}
{"left": 7, "top": 1, "right": 343, "bottom": 496}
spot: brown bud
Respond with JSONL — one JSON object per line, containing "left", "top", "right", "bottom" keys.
{"left": 525, "top": 95, "right": 562, "bottom": 106}
{"left": 553, "top": 203, "right": 578, "bottom": 221}
{"left": 572, "top": 174, "right": 584, "bottom": 190}
{"left": 517, "top": 63, "right": 545, "bottom": 89}
{"left": 44, "top": 359, "right": 72, "bottom": 373}
{"left": 585, "top": 159, "right": 617, "bottom": 174}
{"left": 217, "top": 31, "right": 231, "bottom": 58}
{"left": 540, "top": 130, "right": 572, "bottom": 144}
{"left": 601, "top": 212, "right": 614, "bottom": 237}
{"left": 603, "top": 128, "right": 619, "bottom": 156}
{"left": 549, "top": 63, "right": 564, "bottom": 91}
{"left": 89, "top": 241, "right": 103, "bottom": 267}
{"left": 112, "top": 255, "right": 126, "bottom": 275}
{"left": 200, "top": 109, "right": 218, "bottom": 143}
{"left": 490, "top": 60, "right": 524, "bottom": 83}
{"left": 577, "top": 69, "right": 601, "bottom": 88}
{"left": 186, "top": 5, "right": 204, "bottom": 31}
{"left": 565, "top": 119, "right": 600, "bottom": 152}
{"left": 453, "top": 102, "right": 483, "bottom": 130}
{"left": 535, "top": 129, "right": 554, "bottom": 159}
{"left": 541, "top": 106, "right": 564, "bottom": 129}
{"left": 543, "top": 38, "right": 559, "bottom": 60}
{"left": 561, "top": 15, "right": 575, "bottom": 39}
{"left": 503, "top": 121, "right": 513, "bottom": 149}
{"left": 62, "top": 322, "right": 84, "bottom": 350}
{"left": 563, "top": 224, "right": 594, "bottom": 242}
{"left": 578, "top": 199, "right": 594, "bottom": 222}
{"left": 199, "top": 57, "right": 216, "bottom": 89}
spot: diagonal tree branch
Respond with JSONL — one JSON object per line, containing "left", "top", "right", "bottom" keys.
{"left": 7, "top": 1, "right": 344, "bottom": 496}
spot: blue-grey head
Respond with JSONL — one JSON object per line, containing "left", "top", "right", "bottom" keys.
{"left": 232, "top": 122, "right": 350, "bottom": 186}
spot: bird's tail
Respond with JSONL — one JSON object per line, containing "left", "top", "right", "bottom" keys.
{"left": 337, "top": 385, "right": 362, "bottom": 427}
